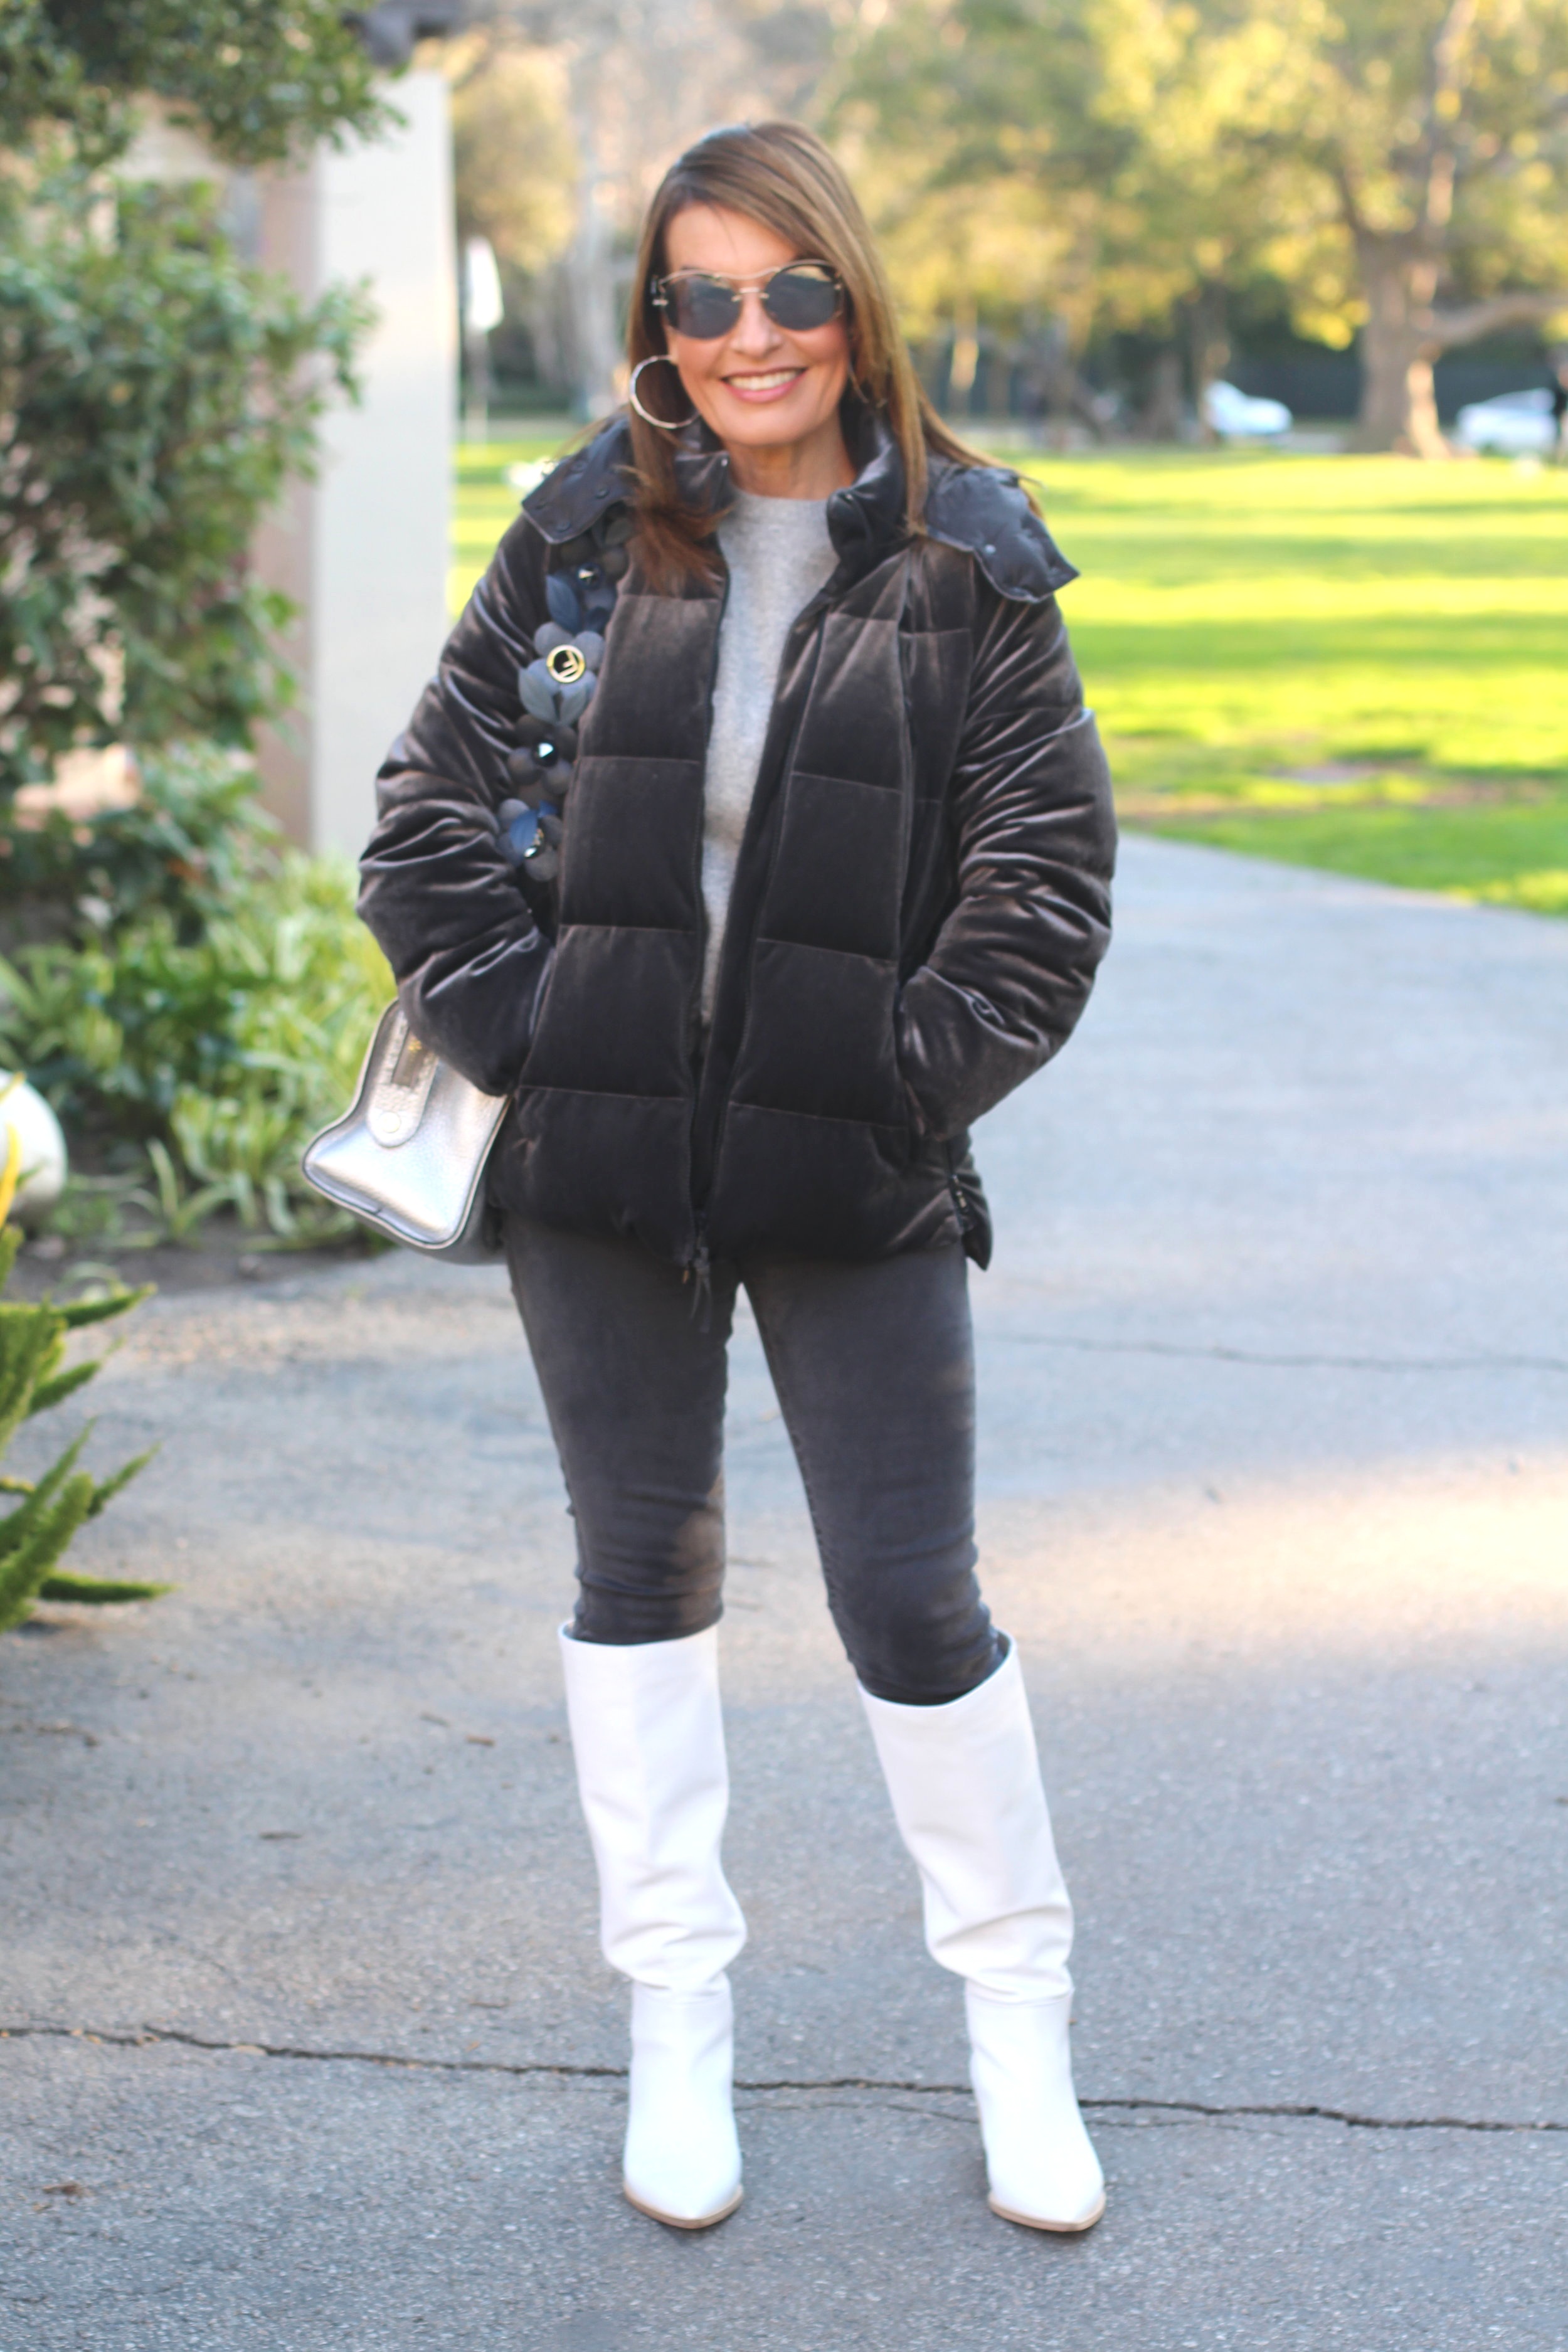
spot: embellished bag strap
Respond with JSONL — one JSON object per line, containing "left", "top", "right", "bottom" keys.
{"left": 492, "top": 506, "right": 633, "bottom": 896}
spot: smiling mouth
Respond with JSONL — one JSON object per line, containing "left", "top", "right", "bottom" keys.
{"left": 723, "top": 368, "right": 805, "bottom": 396}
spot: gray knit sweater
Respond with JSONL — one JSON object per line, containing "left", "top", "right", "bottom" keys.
{"left": 701, "top": 490, "right": 838, "bottom": 1018}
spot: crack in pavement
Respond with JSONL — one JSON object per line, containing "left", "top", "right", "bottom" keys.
{"left": 3, "top": 2023, "right": 1561, "bottom": 2136}
{"left": 990, "top": 1333, "right": 1568, "bottom": 1375}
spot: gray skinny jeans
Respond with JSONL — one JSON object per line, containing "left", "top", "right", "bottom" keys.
{"left": 504, "top": 1216, "right": 1003, "bottom": 1705}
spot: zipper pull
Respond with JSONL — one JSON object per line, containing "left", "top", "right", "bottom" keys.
{"left": 686, "top": 1224, "right": 713, "bottom": 1330}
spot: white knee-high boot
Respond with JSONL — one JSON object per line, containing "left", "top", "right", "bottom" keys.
{"left": 858, "top": 1643, "right": 1104, "bottom": 2232}
{"left": 558, "top": 1624, "right": 746, "bottom": 2228}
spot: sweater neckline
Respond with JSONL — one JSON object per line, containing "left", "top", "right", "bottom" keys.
{"left": 723, "top": 487, "right": 831, "bottom": 527}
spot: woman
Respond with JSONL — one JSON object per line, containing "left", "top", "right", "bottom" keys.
{"left": 360, "top": 121, "right": 1115, "bottom": 2235}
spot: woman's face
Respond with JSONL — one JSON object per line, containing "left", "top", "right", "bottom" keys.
{"left": 659, "top": 204, "right": 853, "bottom": 490}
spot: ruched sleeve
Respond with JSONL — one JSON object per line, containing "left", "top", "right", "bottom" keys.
{"left": 357, "top": 514, "right": 554, "bottom": 1098}
{"left": 895, "top": 580, "right": 1115, "bottom": 1140}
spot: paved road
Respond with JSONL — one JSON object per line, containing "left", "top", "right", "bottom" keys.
{"left": 4, "top": 837, "right": 1565, "bottom": 2351}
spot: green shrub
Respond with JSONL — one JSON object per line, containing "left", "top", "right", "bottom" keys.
{"left": 0, "top": 2, "right": 386, "bottom": 174}
{"left": 0, "top": 177, "right": 368, "bottom": 805}
{"left": 0, "top": 780, "right": 391, "bottom": 1242}
{"left": 0, "top": 739, "right": 277, "bottom": 954}
{"left": 0, "top": 14, "right": 392, "bottom": 1248}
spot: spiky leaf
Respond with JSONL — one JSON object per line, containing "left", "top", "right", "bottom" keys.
{"left": 0, "top": 1305, "right": 66, "bottom": 1456}
{"left": 28, "top": 1360, "right": 100, "bottom": 1416}
{"left": 36, "top": 1571, "right": 172, "bottom": 1606}
{"left": 58, "top": 1285, "right": 155, "bottom": 1332}
{"left": 0, "top": 1428, "right": 89, "bottom": 1561}
{"left": 87, "top": 1446, "right": 157, "bottom": 1519}
{"left": 0, "top": 1473, "right": 97, "bottom": 1633}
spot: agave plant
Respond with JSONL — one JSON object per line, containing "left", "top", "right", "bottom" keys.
{"left": 0, "top": 1121, "right": 167, "bottom": 1634}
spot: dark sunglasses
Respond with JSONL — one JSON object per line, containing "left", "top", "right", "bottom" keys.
{"left": 650, "top": 260, "right": 844, "bottom": 341}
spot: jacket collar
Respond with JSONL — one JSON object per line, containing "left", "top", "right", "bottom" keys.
{"left": 825, "top": 411, "right": 908, "bottom": 578}
{"left": 665, "top": 411, "right": 909, "bottom": 583}
{"left": 521, "top": 420, "right": 638, "bottom": 546}
{"left": 923, "top": 454, "right": 1078, "bottom": 600}
{"left": 522, "top": 410, "right": 1076, "bottom": 601}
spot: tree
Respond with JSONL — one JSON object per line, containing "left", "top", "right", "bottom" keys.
{"left": 836, "top": 0, "right": 1568, "bottom": 453}
{"left": 1242, "top": 0, "right": 1568, "bottom": 453}
{"left": 833, "top": 0, "right": 1283, "bottom": 431}
{"left": 462, "top": 0, "right": 837, "bottom": 414}
{"left": 450, "top": 33, "right": 576, "bottom": 399}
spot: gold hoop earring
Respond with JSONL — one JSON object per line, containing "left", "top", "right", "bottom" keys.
{"left": 630, "top": 354, "right": 698, "bottom": 432}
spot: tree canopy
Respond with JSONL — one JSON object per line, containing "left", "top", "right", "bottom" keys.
{"left": 0, "top": 0, "right": 389, "bottom": 167}
{"left": 834, "top": 0, "right": 1568, "bottom": 448}
{"left": 454, "top": 1, "right": 837, "bottom": 411}
{"left": 1239, "top": 0, "right": 1568, "bottom": 449}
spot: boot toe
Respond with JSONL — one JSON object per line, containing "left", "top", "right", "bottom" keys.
{"left": 982, "top": 2100, "right": 1105, "bottom": 2233}
{"left": 988, "top": 2187, "right": 1105, "bottom": 2233}
{"left": 623, "top": 2172, "right": 743, "bottom": 2230}
{"left": 623, "top": 2104, "right": 743, "bottom": 2228}
{"left": 987, "top": 2164, "right": 1106, "bottom": 2233}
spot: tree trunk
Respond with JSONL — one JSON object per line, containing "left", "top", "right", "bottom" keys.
{"left": 1141, "top": 347, "right": 1184, "bottom": 441}
{"left": 1353, "top": 245, "right": 1448, "bottom": 457}
{"left": 1024, "top": 315, "right": 1106, "bottom": 443}
{"left": 564, "top": 47, "right": 623, "bottom": 421}
{"left": 948, "top": 300, "right": 980, "bottom": 416}
{"left": 1187, "top": 282, "right": 1229, "bottom": 443}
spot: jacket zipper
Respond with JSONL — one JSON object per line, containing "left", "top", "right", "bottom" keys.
{"left": 682, "top": 567, "right": 729, "bottom": 1293}
{"left": 694, "top": 595, "right": 832, "bottom": 1241}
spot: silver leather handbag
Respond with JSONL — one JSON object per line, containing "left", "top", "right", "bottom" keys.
{"left": 301, "top": 1002, "right": 508, "bottom": 1262}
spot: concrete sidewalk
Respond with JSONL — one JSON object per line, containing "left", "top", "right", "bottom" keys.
{"left": 4, "top": 836, "right": 1565, "bottom": 2351}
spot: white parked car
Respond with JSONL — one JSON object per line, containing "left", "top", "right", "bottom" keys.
{"left": 1452, "top": 387, "right": 1557, "bottom": 455}
{"left": 1202, "top": 379, "right": 1293, "bottom": 440}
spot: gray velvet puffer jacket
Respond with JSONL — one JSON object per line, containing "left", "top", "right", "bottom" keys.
{"left": 358, "top": 413, "right": 1116, "bottom": 1271}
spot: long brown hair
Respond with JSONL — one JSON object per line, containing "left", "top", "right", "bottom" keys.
{"left": 625, "top": 121, "right": 987, "bottom": 584}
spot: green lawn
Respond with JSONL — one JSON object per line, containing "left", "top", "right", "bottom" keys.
{"left": 455, "top": 437, "right": 1568, "bottom": 915}
{"left": 453, "top": 431, "right": 573, "bottom": 615}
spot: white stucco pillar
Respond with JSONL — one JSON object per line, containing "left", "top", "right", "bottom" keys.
{"left": 255, "top": 73, "right": 456, "bottom": 856}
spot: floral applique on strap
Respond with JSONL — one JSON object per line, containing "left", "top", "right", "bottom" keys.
{"left": 495, "top": 510, "right": 632, "bottom": 889}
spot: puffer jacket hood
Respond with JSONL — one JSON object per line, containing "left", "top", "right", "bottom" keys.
{"left": 522, "top": 411, "right": 1079, "bottom": 604}
{"left": 359, "top": 411, "right": 1115, "bottom": 1271}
